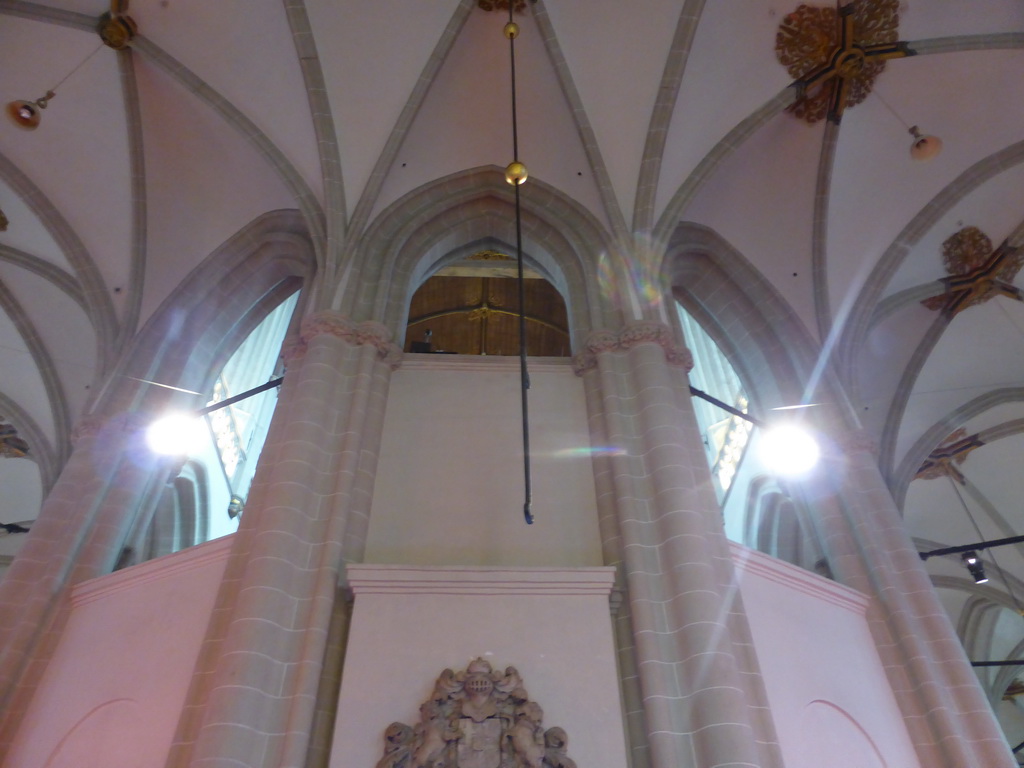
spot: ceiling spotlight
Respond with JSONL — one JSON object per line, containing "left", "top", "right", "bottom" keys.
{"left": 909, "top": 125, "right": 942, "bottom": 161}
{"left": 6, "top": 92, "right": 53, "bottom": 131}
{"left": 5, "top": 39, "right": 109, "bottom": 132}
{"left": 962, "top": 550, "right": 988, "bottom": 584}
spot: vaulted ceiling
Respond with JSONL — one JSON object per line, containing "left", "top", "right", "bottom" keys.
{"left": 2, "top": 0, "right": 1024, "bottom": 677}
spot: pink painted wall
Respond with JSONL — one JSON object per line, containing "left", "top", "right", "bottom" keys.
{"left": 732, "top": 543, "right": 921, "bottom": 768}
{"left": 365, "top": 356, "right": 602, "bottom": 567}
{"left": 6, "top": 536, "right": 231, "bottom": 768}
{"left": 331, "top": 565, "right": 627, "bottom": 768}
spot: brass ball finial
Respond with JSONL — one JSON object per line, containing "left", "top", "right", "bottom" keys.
{"left": 505, "top": 161, "right": 528, "bottom": 185}
{"left": 504, "top": 22, "right": 520, "bottom": 39}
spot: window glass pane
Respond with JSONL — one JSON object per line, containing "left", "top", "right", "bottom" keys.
{"left": 676, "top": 303, "right": 752, "bottom": 499}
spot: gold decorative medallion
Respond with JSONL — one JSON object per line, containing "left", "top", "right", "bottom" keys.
{"left": 922, "top": 226, "right": 1024, "bottom": 316}
{"left": 776, "top": 0, "right": 906, "bottom": 123}
{"left": 97, "top": 11, "right": 137, "bottom": 50}
{"left": 940, "top": 226, "right": 994, "bottom": 275}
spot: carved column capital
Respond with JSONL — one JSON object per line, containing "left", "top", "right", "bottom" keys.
{"left": 572, "top": 322, "right": 693, "bottom": 376}
{"left": 70, "top": 417, "right": 105, "bottom": 447}
{"left": 280, "top": 334, "right": 306, "bottom": 366}
{"left": 294, "top": 311, "right": 403, "bottom": 369}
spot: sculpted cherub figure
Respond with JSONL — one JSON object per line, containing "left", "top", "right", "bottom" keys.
{"left": 542, "top": 727, "right": 576, "bottom": 768}
{"left": 375, "top": 723, "right": 413, "bottom": 768}
{"left": 507, "top": 701, "right": 545, "bottom": 768}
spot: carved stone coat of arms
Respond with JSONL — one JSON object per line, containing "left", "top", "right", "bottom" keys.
{"left": 375, "top": 658, "right": 576, "bottom": 768}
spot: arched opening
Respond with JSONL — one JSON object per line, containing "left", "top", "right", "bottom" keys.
{"left": 404, "top": 248, "right": 570, "bottom": 357}
{"left": 342, "top": 168, "right": 617, "bottom": 347}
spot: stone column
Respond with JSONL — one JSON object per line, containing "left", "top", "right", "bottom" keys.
{"left": 810, "top": 433, "right": 1015, "bottom": 768}
{"left": 0, "top": 412, "right": 173, "bottom": 758}
{"left": 168, "top": 312, "right": 399, "bottom": 768}
{"left": 574, "top": 323, "right": 782, "bottom": 768}
{"left": 579, "top": 361, "right": 650, "bottom": 768}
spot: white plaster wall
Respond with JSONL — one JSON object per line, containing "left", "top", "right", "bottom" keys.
{"left": 732, "top": 543, "right": 921, "bottom": 768}
{"left": 366, "top": 356, "right": 602, "bottom": 567}
{"left": 6, "top": 536, "right": 232, "bottom": 768}
{"left": 331, "top": 565, "right": 626, "bottom": 768}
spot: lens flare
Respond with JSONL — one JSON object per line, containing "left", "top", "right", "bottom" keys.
{"left": 146, "top": 412, "right": 205, "bottom": 456}
{"left": 597, "top": 237, "right": 669, "bottom": 312}
{"left": 758, "top": 424, "right": 820, "bottom": 476}
{"left": 552, "top": 445, "right": 627, "bottom": 458}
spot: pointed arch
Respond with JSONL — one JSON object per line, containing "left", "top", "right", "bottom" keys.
{"left": 339, "top": 166, "right": 619, "bottom": 347}
{"left": 663, "top": 222, "right": 833, "bottom": 416}
{"left": 92, "top": 209, "right": 315, "bottom": 418}
{"left": 892, "top": 388, "right": 1024, "bottom": 508}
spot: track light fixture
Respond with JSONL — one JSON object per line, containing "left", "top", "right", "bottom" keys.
{"left": 962, "top": 550, "right": 988, "bottom": 584}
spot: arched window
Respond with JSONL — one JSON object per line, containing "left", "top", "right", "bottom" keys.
{"left": 202, "top": 291, "right": 299, "bottom": 535}
{"left": 120, "top": 291, "right": 299, "bottom": 566}
{"left": 676, "top": 302, "right": 752, "bottom": 499}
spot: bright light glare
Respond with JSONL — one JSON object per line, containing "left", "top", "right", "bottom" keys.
{"left": 146, "top": 412, "right": 204, "bottom": 456}
{"left": 758, "top": 424, "right": 820, "bottom": 476}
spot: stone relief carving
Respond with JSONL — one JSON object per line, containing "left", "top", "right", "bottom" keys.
{"left": 376, "top": 658, "right": 577, "bottom": 768}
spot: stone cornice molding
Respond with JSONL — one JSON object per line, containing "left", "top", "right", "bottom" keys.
{"left": 571, "top": 322, "right": 693, "bottom": 375}
{"left": 289, "top": 311, "right": 403, "bottom": 368}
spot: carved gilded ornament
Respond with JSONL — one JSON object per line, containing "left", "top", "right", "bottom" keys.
{"left": 376, "top": 658, "right": 576, "bottom": 768}
{"left": 477, "top": 0, "right": 532, "bottom": 12}
{"left": 775, "top": 0, "right": 903, "bottom": 123}
{"left": 921, "top": 226, "right": 1024, "bottom": 316}
{"left": 915, "top": 428, "right": 984, "bottom": 484}
{"left": 468, "top": 250, "right": 514, "bottom": 262}
{"left": 0, "top": 421, "right": 28, "bottom": 458}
